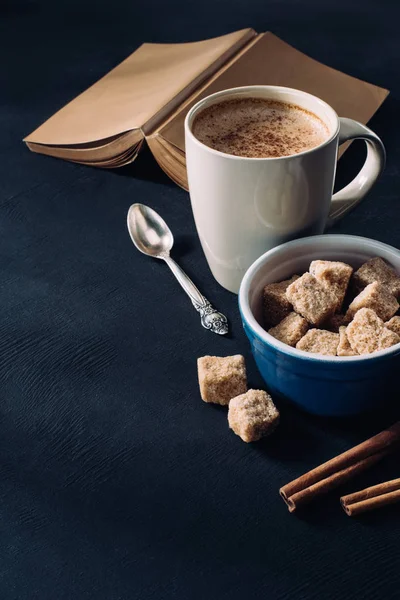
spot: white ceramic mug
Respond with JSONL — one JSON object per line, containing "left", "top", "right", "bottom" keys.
{"left": 184, "top": 86, "right": 386, "bottom": 293}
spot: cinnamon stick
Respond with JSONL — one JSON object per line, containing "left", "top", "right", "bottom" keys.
{"left": 280, "top": 421, "right": 400, "bottom": 513}
{"left": 341, "top": 478, "right": 400, "bottom": 516}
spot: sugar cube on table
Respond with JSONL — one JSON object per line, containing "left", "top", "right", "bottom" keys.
{"left": 353, "top": 257, "right": 400, "bottom": 298}
{"left": 268, "top": 312, "right": 309, "bottom": 347}
{"left": 337, "top": 326, "right": 358, "bottom": 357}
{"left": 346, "top": 281, "right": 399, "bottom": 322}
{"left": 385, "top": 316, "right": 400, "bottom": 336}
{"left": 346, "top": 308, "right": 400, "bottom": 355}
{"left": 310, "top": 260, "right": 353, "bottom": 312}
{"left": 197, "top": 355, "right": 247, "bottom": 406}
{"left": 228, "top": 389, "right": 279, "bottom": 443}
{"left": 286, "top": 273, "right": 337, "bottom": 326}
{"left": 262, "top": 275, "right": 299, "bottom": 328}
{"left": 296, "top": 329, "right": 339, "bottom": 355}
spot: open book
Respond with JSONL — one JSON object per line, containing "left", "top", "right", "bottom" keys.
{"left": 24, "top": 29, "right": 389, "bottom": 190}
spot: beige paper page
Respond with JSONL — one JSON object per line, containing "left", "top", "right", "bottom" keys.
{"left": 160, "top": 32, "right": 389, "bottom": 150}
{"left": 24, "top": 29, "right": 255, "bottom": 146}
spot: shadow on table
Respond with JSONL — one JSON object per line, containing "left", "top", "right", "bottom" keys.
{"left": 258, "top": 393, "right": 399, "bottom": 462}
{"left": 254, "top": 406, "right": 320, "bottom": 463}
{"left": 172, "top": 234, "right": 197, "bottom": 258}
{"left": 111, "top": 145, "right": 177, "bottom": 187}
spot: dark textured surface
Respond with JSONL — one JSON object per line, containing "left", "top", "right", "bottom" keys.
{"left": 1, "top": 1, "right": 400, "bottom": 598}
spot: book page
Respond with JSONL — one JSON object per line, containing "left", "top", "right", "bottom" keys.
{"left": 24, "top": 29, "right": 255, "bottom": 146}
{"left": 159, "top": 33, "right": 389, "bottom": 151}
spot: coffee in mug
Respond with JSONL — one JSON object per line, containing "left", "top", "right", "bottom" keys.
{"left": 192, "top": 98, "right": 330, "bottom": 158}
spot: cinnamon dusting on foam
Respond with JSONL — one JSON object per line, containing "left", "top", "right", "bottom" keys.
{"left": 192, "top": 98, "right": 330, "bottom": 158}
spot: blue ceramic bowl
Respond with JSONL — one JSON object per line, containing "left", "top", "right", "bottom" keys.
{"left": 239, "top": 235, "right": 400, "bottom": 416}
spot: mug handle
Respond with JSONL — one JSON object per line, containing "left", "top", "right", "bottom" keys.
{"left": 327, "top": 118, "right": 386, "bottom": 228}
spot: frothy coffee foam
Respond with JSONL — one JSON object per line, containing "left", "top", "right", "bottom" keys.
{"left": 192, "top": 98, "right": 330, "bottom": 158}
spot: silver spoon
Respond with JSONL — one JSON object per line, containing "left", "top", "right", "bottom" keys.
{"left": 127, "top": 204, "right": 228, "bottom": 335}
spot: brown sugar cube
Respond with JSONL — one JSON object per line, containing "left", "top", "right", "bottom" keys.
{"left": 353, "top": 257, "right": 400, "bottom": 298}
{"left": 378, "top": 327, "right": 400, "bottom": 351}
{"left": 228, "top": 389, "right": 279, "bottom": 443}
{"left": 323, "top": 313, "right": 350, "bottom": 333}
{"left": 197, "top": 355, "right": 247, "bottom": 406}
{"left": 346, "top": 281, "right": 399, "bottom": 322}
{"left": 310, "top": 260, "right": 353, "bottom": 312}
{"left": 286, "top": 273, "right": 337, "bottom": 326}
{"left": 346, "top": 308, "right": 384, "bottom": 354}
{"left": 296, "top": 329, "right": 339, "bottom": 355}
{"left": 268, "top": 312, "right": 309, "bottom": 347}
{"left": 262, "top": 275, "right": 299, "bottom": 327}
{"left": 347, "top": 308, "right": 400, "bottom": 355}
{"left": 337, "top": 326, "right": 358, "bottom": 357}
{"left": 385, "top": 316, "right": 400, "bottom": 336}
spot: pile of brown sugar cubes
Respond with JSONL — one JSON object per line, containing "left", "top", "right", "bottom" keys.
{"left": 197, "top": 355, "right": 279, "bottom": 443}
{"left": 262, "top": 257, "right": 400, "bottom": 356}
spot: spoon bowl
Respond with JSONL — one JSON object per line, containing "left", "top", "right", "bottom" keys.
{"left": 128, "top": 203, "right": 173, "bottom": 258}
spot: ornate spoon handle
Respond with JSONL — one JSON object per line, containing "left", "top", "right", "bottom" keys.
{"left": 162, "top": 255, "right": 228, "bottom": 335}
